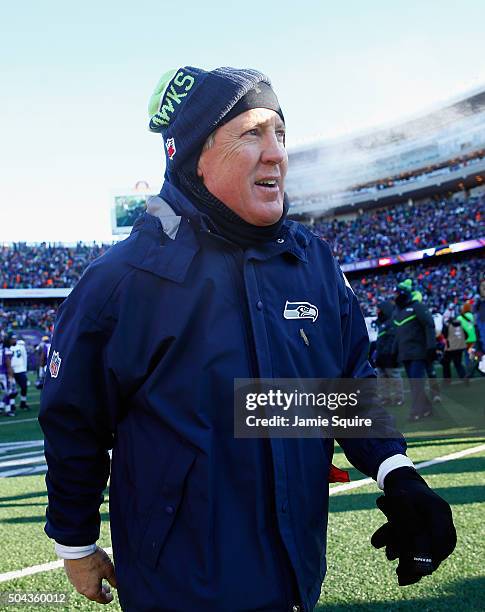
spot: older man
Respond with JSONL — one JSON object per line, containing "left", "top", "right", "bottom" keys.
{"left": 39, "top": 67, "right": 456, "bottom": 611}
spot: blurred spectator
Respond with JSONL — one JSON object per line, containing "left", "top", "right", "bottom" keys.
{"left": 442, "top": 314, "right": 467, "bottom": 382}
{"left": 374, "top": 301, "right": 403, "bottom": 406}
{"left": 475, "top": 278, "right": 485, "bottom": 353}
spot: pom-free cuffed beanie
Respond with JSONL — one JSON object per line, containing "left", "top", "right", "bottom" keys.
{"left": 148, "top": 66, "right": 283, "bottom": 178}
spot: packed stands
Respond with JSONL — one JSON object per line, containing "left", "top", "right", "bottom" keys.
{"left": 0, "top": 302, "right": 57, "bottom": 333}
{"left": 0, "top": 193, "right": 483, "bottom": 338}
{"left": 1, "top": 255, "right": 482, "bottom": 324}
{"left": 313, "top": 194, "right": 484, "bottom": 264}
{"left": 1, "top": 256, "right": 482, "bottom": 333}
{"left": 350, "top": 255, "right": 483, "bottom": 316}
{"left": 0, "top": 242, "right": 111, "bottom": 289}
{"left": 1, "top": 195, "right": 483, "bottom": 289}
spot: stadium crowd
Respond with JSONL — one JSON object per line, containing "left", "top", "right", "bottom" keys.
{"left": 0, "top": 197, "right": 483, "bottom": 342}
{"left": 352, "top": 255, "right": 483, "bottom": 317}
{"left": 0, "top": 242, "right": 110, "bottom": 289}
{"left": 314, "top": 195, "right": 484, "bottom": 263}
{"left": 1, "top": 257, "right": 482, "bottom": 328}
{"left": 0, "top": 196, "right": 483, "bottom": 289}
{"left": 0, "top": 303, "right": 57, "bottom": 333}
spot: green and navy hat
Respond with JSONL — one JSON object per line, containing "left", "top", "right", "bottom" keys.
{"left": 148, "top": 66, "right": 283, "bottom": 177}
{"left": 397, "top": 278, "right": 413, "bottom": 293}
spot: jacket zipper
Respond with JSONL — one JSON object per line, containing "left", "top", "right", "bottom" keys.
{"left": 225, "top": 248, "right": 260, "bottom": 379}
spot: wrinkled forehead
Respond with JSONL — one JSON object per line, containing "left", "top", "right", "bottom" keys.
{"left": 231, "top": 107, "right": 285, "bottom": 129}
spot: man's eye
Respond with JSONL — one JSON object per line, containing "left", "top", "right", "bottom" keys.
{"left": 244, "top": 128, "right": 259, "bottom": 136}
{"left": 276, "top": 130, "right": 286, "bottom": 140}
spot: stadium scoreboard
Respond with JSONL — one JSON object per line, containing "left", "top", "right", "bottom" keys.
{"left": 111, "top": 182, "right": 155, "bottom": 235}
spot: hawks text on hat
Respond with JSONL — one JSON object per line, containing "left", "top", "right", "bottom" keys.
{"left": 148, "top": 69, "right": 196, "bottom": 132}
{"left": 147, "top": 66, "right": 272, "bottom": 175}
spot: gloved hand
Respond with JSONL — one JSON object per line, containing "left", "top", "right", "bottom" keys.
{"left": 371, "top": 467, "right": 456, "bottom": 586}
{"left": 426, "top": 348, "right": 437, "bottom": 363}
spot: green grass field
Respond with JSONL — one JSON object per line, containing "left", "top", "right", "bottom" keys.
{"left": 0, "top": 375, "right": 484, "bottom": 611}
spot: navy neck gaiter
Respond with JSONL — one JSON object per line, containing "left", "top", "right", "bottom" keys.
{"left": 178, "top": 170, "right": 289, "bottom": 249}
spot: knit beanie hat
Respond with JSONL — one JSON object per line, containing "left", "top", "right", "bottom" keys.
{"left": 397, "top": 278, "right": 413, "bottom": 294}
{"left": 148, "top": 66, "right": 283, "bottom": 179}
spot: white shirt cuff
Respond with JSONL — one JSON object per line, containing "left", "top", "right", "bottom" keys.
{"left": 55, "top": 542, "right": 97, "bottom": 559}
{"left": 377, "top": 454, "right": 415, "bottom": 490}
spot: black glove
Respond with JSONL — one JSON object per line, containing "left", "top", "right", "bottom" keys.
{"left": 426, "top": 348, "right": 437, "bottom": 363}
{"left": 371, "top": 467, "right": 456, "bottom": 586}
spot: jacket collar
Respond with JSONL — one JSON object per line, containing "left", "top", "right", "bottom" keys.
{"left": 130, "top": 211, "right": 199, "bottom": 284}
{"left": 159, "top": 180, "right": 310, "bottom": 263}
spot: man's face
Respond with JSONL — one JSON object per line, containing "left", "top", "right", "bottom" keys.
{"left": 197, "top": 108, "right": 287, "bottom": 226}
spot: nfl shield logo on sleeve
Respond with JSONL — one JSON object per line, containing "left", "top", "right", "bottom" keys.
{"left": 49, "top": 351, "right": 62, "bottom": 378}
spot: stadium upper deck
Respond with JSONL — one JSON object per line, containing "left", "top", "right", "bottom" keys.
{"left": 287, "top": 84, "right": 485, "bottom": 215}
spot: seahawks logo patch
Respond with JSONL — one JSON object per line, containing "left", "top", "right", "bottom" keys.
{"left": 283, "top": 301, "right": 319, "bottom": 323}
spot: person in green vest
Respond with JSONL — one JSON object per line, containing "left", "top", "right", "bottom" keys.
{"left": 458, "top": 302, "right": 477, "bottom": 344}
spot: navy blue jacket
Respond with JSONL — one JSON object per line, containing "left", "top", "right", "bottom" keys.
{"left": 39, "top": 181, "right": 406, "bottom": 612}
{"left": 392, "top": 298, "right": 436, "bottom": 362}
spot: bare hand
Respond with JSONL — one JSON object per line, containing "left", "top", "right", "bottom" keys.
{"left": 64, "top": 546, "right": 117, "bottom": 604}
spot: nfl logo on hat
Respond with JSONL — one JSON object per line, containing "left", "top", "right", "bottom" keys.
{"left": 166, "top": 138, "right": 176, "bottom": 160}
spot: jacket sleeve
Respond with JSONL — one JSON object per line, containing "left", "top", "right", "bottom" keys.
{"left": 38, "top": 287, "right": 119, "bottom": 546}
{"left": 414, "top": 302, "right": 436, "bottom": 350}
{"left": 333, "top": 265, "right": 407, "bottom": 479}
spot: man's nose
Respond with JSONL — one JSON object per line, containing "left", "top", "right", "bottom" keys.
{"left": 260, "top": 132, "right": 286, "bottom": 165}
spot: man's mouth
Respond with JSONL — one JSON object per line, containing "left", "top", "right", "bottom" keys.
{"left": 254, "top": 179, "right": 278, "bottom": 190}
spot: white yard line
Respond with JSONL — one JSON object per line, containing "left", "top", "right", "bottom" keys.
{"left": 0, "top": 440, "right": 43, "bottom": 449}
{"left": 0, "top": 549, "right": 113, "bottom": 584}
{"left": 329, "top": 442, "right": 485, "bottom": 495}
{"left": 0, "top": 445, "right": 43, "bottom": 456}
{"left": 0, "top": 450, "right": 46, "bottom": 460}
{"left": 0, "top": 418, "right": 39, "bottom": 426}
{"left": 330, "top": 477, "right": 373, "bottom": 494}
{"left": 412, "top": 443, "right": 485, "bottom": 469}
{"left": 1, "top": 443, "right": 485, "bottom": 582}
{"left": 0, "top": 464, "right": 47, "bottom": 478}
{"left": 0, "top": 454, "right": 46, "bottom": 469}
